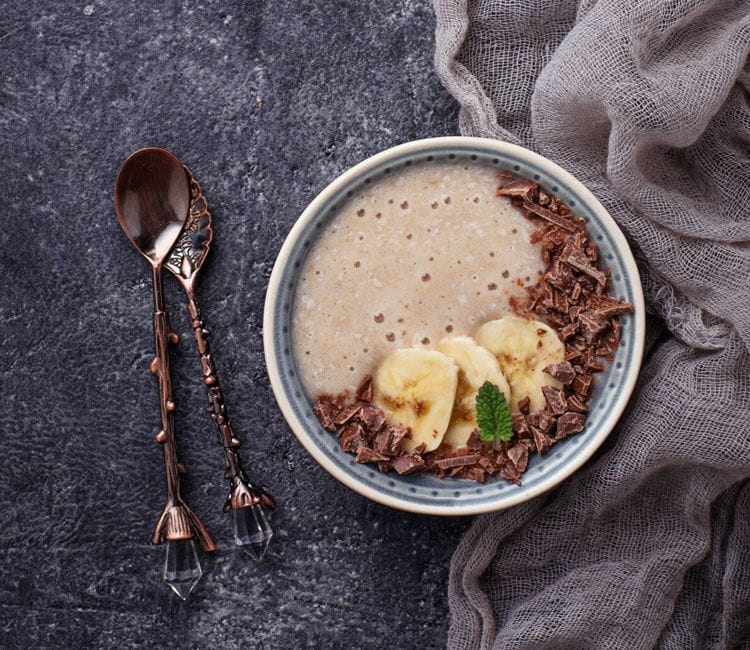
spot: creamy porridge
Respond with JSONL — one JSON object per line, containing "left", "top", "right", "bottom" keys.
{"left": 292, "top": 161, "right": 544, "bottom": 396}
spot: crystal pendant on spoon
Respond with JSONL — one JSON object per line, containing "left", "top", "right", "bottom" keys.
{"left": 164, "top": 538, "right": 203, "bottom": 599}
{"left": 232, "top": 504, "right": 273, "bottom": 560}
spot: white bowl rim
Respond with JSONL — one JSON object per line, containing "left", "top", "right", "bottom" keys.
{"left": 263, "top": 136, "right": 645, "bottom": 516}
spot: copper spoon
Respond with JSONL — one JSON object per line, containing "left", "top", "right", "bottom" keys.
{"left": 164, "top": 168, "right": 276, "bottom": 560}
{"left": 114, "top": 147, "right": 215, "bottom": 599}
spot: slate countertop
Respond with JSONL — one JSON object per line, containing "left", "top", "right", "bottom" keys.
{"left": 0, "top": 1, "right": 467, "bottom": 648}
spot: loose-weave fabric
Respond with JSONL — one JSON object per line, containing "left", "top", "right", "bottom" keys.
{"left": 433, "top": 1, "right": 750, "bottom": 647}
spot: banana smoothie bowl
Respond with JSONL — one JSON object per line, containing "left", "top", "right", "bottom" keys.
{"left": 264, "top": 137, "right": 645, "bottom": 515}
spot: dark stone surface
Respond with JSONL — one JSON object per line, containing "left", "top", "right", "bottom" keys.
{"left": 0, "top": 1, "right": 465, "bottom": 648}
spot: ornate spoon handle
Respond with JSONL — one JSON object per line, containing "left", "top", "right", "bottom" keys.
{"left": 186, "top": 289, "right": 277, "bottom": 513}
{"left": 165, "top": 169, "right": 276, "bottom": 560}
{"left": 150, "top": 265, "right": 215, "bottom": 552}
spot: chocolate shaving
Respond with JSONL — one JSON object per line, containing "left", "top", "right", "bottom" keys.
{"left": 507, "top": 443, "right": 529, "bottom": 474}
{"left": 542, "top": 386, "right": 567, "bottom": 415}
{"left": 391, "top": 455, "right": 425, "bottom": 475}
{"left": 356, "top": 447, "right": 389, "bottom": 463}
{"left": 434, "top": 454, "right": 481, "bottom": 470}
{"left": 340, "top": 422, "right": 367, "bottom": 453}
{"left": 543, "top": 361, "right": 576, "bottom": 385}
{"left": 465, "top": 430, "right": 482, "bottom": 450}
{"left": 556, "top": 412, "right": 586, "bottom": 439}
{"left": 355, "top": 375, "right": 374, "bottom": 402}
{"left": 523, "top": 200, "right": 578, "bottom": 232}
{"left": 313, "top": 396, "right": 336, "bottom": 431}
{"left": 572, "top": 374, "right": 594, "bottom": 398}
{"left": 531, "top": 427, "right": 553, "bottom": 455}
{"left": 518, "top": 395, "right": 531, "bottom": 415}
{"left": 358, "top": 405, "right": 386, "bottom": 433}
{"left": 496, "top": 180, "right": 538, "bottom": 198}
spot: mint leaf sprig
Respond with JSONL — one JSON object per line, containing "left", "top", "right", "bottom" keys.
{"left": 475, "top": 381, "right": 513, "bottom": 443}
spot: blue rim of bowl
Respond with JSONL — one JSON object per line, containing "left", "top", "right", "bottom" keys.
{"left": 263, "top": 137, "right": 645, "bottom": 516}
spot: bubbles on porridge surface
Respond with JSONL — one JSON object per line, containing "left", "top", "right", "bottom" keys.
{"left": 292, "top": 161, "right": 545, "bottom": 394}
{"left": 502, "top": 270, "right": 509, "bottom": 278}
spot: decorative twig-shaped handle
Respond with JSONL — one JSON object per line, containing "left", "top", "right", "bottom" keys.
{"left": 186, "top": 290, "right": 277, "bottom": 512}
{"left": 149, "top": 266, "right": 215, "bottom": 552}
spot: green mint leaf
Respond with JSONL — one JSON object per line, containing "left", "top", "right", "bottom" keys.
{"left": 475, "top": 381, "right": 513, "bottom": 443}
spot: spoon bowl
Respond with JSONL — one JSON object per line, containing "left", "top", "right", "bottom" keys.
{"left": 114, "top": 147, "right": 190, "bottom": 265}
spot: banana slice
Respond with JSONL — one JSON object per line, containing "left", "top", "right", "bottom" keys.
{"left": 474, "top": 316, "right": 565, "bottom": 413}
{"left": 437, "top": 336, "right": 511, "bottom": 448}
{"left": 373, "top": 348, "right": 458, "bottom": 452}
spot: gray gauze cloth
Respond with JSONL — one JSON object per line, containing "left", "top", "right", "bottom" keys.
{"left": 432, "top": 0, "right": 750, "bottom": 648}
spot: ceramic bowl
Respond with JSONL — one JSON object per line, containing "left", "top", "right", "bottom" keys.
{"left": 263, "top": 136, "right": 644, "bottom": 516}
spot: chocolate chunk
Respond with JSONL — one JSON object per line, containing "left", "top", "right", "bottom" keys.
{"left": 386, "top": 424, "right": 410, "bottom": 454}
{"left": 560, "top": 244, "right": 607, "bottom": 287}
{"left": 572, "top": 374, "right": 594, "bottom": 398}
{"left": 590, "top": 297, "right": 633, "bottom": 318}
{"left": 571, "top": 282, "right": 582, "bottom": 301}
{"left": 496, "top": 180, "right": 538, "bottom": 198}
{"left": 523, "top": 200, "right": 578, "bottom": 232}
{"left": 566, "top": 394, "right": 589, "bottom": 413}
{"left": 355, "top": 375, "right": 374, "bottom": 402}
{"left": 537, "top": 411, "right": 555, "bottom": 434}
{"left": 466, "top": 429, "right": 482, "bottom": 450}
{"left": 543, "top": 361, "right": 576, "bottom": 385}
{"left": 500, "top": 464, "right": 522, "bottom": 485}
{"left": 542, "top": 385, "right": 567, "bottom": 415}
{"left": 578, "top": 311, "right": 609, "bottom": 342}
{"left": 478, "top": 457, "right": 496, "bottom": 474}
{"left": 518, "top": 395, "right": 531, "bottom": 415}
{"left": 313, "top": 396, "right": 336, "bottom": 431}
{"left": 434, "top": 454, "right": 481, "bottom": 470}
{"left": 507, "top": 443, "right": 529, "bottom": 473}
{"left": 565, "top": 347, "right": 583, "bottom": 363}
{"left": 334, "top": 403, "right": 362, "bottom": 426}
{"left": 531, "top": 426, "right": 552, "bottom": 455}
{"left": 512, "top": 414, "right": 530, "bottom": 438}
{"left": 358, "top": 405, "right": 386, "bottom": 433}
{"left": 340, "top": 422, "right": 367, "bottom": 452}
{"left": 556, "top": 412, "right": 587, "bottom": 439}
{"left": 413, "top": 442, "right": 427, "bottom": 455}
{"left": 356, "top": 447, "right": 389, "bottom": 463}
{"left": 391, "top": 455, "right": 425, "bottom": 475}
{"left": 559, "top": 322, "right": 579, "bottom": 341}
{"left": 462, "top": 467, "right": 488, "bottom": 483}
{"left": 377, "top": 460, "right": 392, "bottom": 473}
{"left": 373, "top": 429, "right": 393, "bottom": 455}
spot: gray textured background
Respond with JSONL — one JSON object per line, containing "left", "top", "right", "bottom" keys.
{"left": 0, "top": 2, "right": 466, "bottom": 647}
